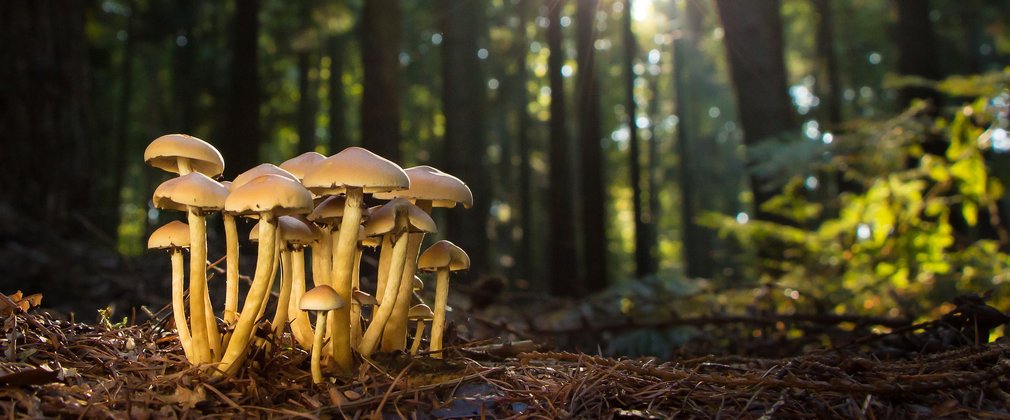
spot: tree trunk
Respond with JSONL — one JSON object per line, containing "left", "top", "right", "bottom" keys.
{"left": 441, "top": 0, "right": 490, "bottom": 281}
{"left": 546, "top": 0, "right": 580, "bottom": 296}
{"left": 0, "top": 0, "right": 92, "bottom": 231}
{"left": 295, "top": 1, "right": 316, "bottom": 155}
{"left": 892, "top": 0, "right": 940, "bottom": 108}
{"left": 714, "top": 0, "right": 796, "bottom": 224}
{"left": 624, "top": 0, "right": 654, "bottom": 278}
{"left": 577, "top": 0, "right": 607, "bottom": 293}
{"left": 328, "top": 35, "right": 348, "bottom": 153}
{"left": 360, "top": 0, "right": 401, "bottom": 161}
{"left": 515, "top": 0, "right": 535, "bottom": 285}
{"left": 673, "top": 0, "right": 716, "bottom": 279}
{"left": 173, "top": 0, "right": 198, "bottom": 132}
{"left": 222, "top": 0, "right": 261, "bottom": 178}
{"left": 813, "top": 0, "right": 842, "bottom": 125}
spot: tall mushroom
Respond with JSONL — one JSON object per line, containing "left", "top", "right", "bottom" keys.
{"left": 217, "top": 174, "right": 313, "bottom": 375}
{"left": 153, "top": 173, "right": 229, "bottom": 364}
{"left": 280, "top": 151, "right": 326, "bottom": 181}
{"left": 271, "top": 216, "right": 319, "bottom": 341}
{"left": 417, "top": 240, "right": 469, "bottom": 359}
{"left": 226, "top": 164, "right": 301, "bottom": 326}
{"left": 302, "top": 147, "right": 409, "bottom": 373}
{"left": 357, "top": 199, "right": 437, "bottom": 357}
{"left": 373, "top": 166, "right": 472, "bottom": 351}
{"left": 299, "top": 285, "right": 344, "bottom": 384}
{"left": 144, "top": 134, "right": 225, "bottom": 178}
{"left": 148, "top": 220, "right": 194, "bottom": 361}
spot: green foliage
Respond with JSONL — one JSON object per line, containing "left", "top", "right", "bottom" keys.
{"left": 702, "top": 71, "right": 1010, "bottom": 319}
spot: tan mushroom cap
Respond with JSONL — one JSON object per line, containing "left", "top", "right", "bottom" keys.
{"left": 250, "top": 216, "right": 319, "bottom": 244}
{"left": 279, "top": 151, "right": 326, "bottom": 180}
{"left": 300, "top": 285, "right": 345, "bottom": 311}
{"left": 230, "top": 163, "right": 299, "bottom": 191}
{"left": 373, "top": 166, "right": 473, "bottom": 209}
{"left": 352, "top": 289, "right": 378, "bottom": 306}
{"left": 308, "top": 196, "right": 370, "bottom": 225}
{"left": 408, "top": 304, "right": 434, "bottom": 320}
{"left": 144, "top": 134, "right": 225, "bottom": 177}
{"left": 301, "top": 147, "right": 409, "bottom": 195}
{"left": 418, "top": 240, "right": 470, "bottom": 272}
{"left": 363, "top": 198, "right": 437, "bottom": 237}
{"left": 148, "top": 220, "right": 191, "bottom": 249}
{"left": 153, "top": 172, "right": 229, "bottom": 212}
{"left": 225, "top": 174, "right": 313, "bottom": 217}
{"left": 412, "top": 276, "right": 424, "bottom": 291}
{"left": 359, "top": 226, "right": 381, "bottom": 248}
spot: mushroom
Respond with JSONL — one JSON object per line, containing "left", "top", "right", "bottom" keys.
{"left": 417, "top": 240, "right": 469, "bottom": 359}
{"left": 271, "top": 216, "right": 319, "bottom": 340}
{"left": 372, "top": 166, "right": 472, "bottom": 351}
{"left": 280, "top": 151, "right": 326, "bottom": 181}
{"left": 299, "top": 285, "right": 345, "bottom": 384}
{"left": 144, "top": 134, "right": 225, "bottom": 177}
{"left": 217, "top": 174, "right": 313, "bottom": 375}
{"left": 350, "top": 284, "right": 378, "bottom": 348}
{"left": 153, "top": 173, "right": 228, "bottom": 364}
{"left": 302, "top": 147, "right": 409, "bottom": 373}
{"left": 225, "top": 164, "right": 300, "bottom": 326}
{"left": 357, "top": 199, "right": 437, "bottom": 357}
{"left": 407, "top": 304, "right": 433, "bottom": 356}
{"left": 148, "top": 220, "right": 194, "bottom": 361}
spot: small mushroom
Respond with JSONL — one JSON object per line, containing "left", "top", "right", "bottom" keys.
{"left": 417, "top": 241, "right": 469, "bottom": 359}
{"left": 148, "top": 221, "right": 194, "bottom": 361}
{"left": 407, "top": 304, "right": 433, "bottom": 356}
{"left": 350, "top": 288, "right": 377, "bottom": 348}
{"left": 271, "top": 216, "right": 320, "bottom": 340}
{"left": 280, "top": 151, "right": 326, "bottom": 181}
{"left": 300, "top": 285, "right": 345, "bottom": 384}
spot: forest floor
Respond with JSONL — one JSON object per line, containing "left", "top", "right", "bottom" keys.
{"left": 3, "top": 205, "right": 1010, "bottom": 418}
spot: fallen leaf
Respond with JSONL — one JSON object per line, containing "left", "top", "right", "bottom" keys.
{"left": 0, "top": 368, "right": 60, "bottom": 386}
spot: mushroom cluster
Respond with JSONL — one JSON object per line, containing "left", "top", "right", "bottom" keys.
{"left": 144, "top": 135, "right": 472, "bottom": 383}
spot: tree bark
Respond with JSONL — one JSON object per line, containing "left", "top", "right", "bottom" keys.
{"left": 0, "top": 0, "right": 92, "bottom": 230}
{"left": 714, "top": 0, "right": 796, "bottom": 224}
{"left": 360, "top": 0, "right": 401, "bottom": 161}
{"left": 296, "top": 1, "right": 316, "bottom": 155}
{"left": 892, "top": 0, "right": 940, "bottom": 108}
{"left": 624, "top": 0, "right": 654, "bottom": 278}
{"left": 441, "top": 0, "right": 490, "bottom": 281}
{"left": 222, "top": 0, "right": 261, "bottom": 178}
{"left": 813, "top": 0, "right": 842, "bottom": 125}
{"left": 515, "top": 0, "right": 535, "bottom": 285}
{"left": 547, "top": 0, "right": 580, "bottom": 296}
{"left": 577, "top": 0, "right": 607, "bottom": 293}
{"left": 328, "top": 35, "right": 348, "bottom": 153}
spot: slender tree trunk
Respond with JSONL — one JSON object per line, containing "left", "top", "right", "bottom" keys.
{"left": 673, "top": 0, "right": 716, "bottom": 279}
{"left": 173, "top": 0, "right": 198, "bottom": 132}
{"left": 328, "top": 35, "right": 348, "bottom": 153}
{"left": 360, "top": 0, "right": 401, "bottom": 161}
{"left": 624, "top": 0, "right": 653, "bottom": 278}
{"left": 892, "top": 0, "right": 940, "bottom": 108}
{"left": 107, "top": 0, "right": 136, "bottom": 239}
{"left": 516, "top": 1, "right": 535, "bottom": 285}
{"left": 546, "top": 0, "right": 580, "bottom": 296}
{"left": 714, "top": 0, "right": 796, "bottom": 224}
{"left": 222, "top": 0, "right": 261, "bottom": 178}
{"left": 813, "top": 0, "right": 842, "bottom": 125}
{"left": 577, "top": 0, "right": 607, "bottom": 293}
{"left": 646, "top": 76, "right": 661, "bottom": 275}
{"left": 0, "top": 0, "right": 92, "bottom": 231}
{"left": 441, "top": 0, "right": 490, "bottom": 281}
{"left": 296, "top": 1, "right": 316, "bottom": 155}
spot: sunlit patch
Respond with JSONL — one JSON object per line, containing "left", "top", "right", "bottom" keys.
{"left": 804, "top": 176, "right": 819, "bottom": 191}
{"left": 735, "top": 212, "right": 749, "bottom": 224}
{"left": 822, "top": 132, "right": 834, "bottom": 144}
{"left": 867, "top": 52, "right": 882, "bottom": 65}
{"left": 856, "top": 224, "right": 872, "bottom": 241}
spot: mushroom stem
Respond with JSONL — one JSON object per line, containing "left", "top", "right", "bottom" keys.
{"left": 349, "top": 244, "right": 365, "bottom": 348}
{"left": 310, "top": 311, "right": 328, "bottom": 384}
{"left": 329, "top": 188, "right": 363, "bottom": 374}
{"left": 257, "top": 231, "right": 282, "bottom": 322}
{"left": 409, "top": 320, "right": 425, "bottom": 356}
{"left": 358, "top": 226, "right": 409, "bottom": 357}
{"left": 217, "top": 215, "right": 278, "bottom": 376}
{"left": 272, "top": 247, "right": 294, "bottom": 339}
{"left": 430, "top": 267, "right": 450, "bottom": 359}
{"left": 374, "top": 235, "right": 393, "bottom": 303}
{"left": 223, "top": 213, "right": 240, "bottom": 325}
{"left": 289, "top": 248, "right": 314, "bottom": 349}
{"left": 313, "top": 225, "right": 332, "bottom": 288}
{"left": 170, "top": 249, "right": 194, "bottom": 361}
{"left": 204, "top": 286, "right": 221, "bottom": 360}
{"left": 382, "top": 201, "right": 431, "bottom": 351}
{"left": 186, "top": 208, "right": 212, "bottom": 364}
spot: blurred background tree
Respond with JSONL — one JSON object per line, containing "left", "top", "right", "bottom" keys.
{"left": 3, "top": 0, "right": 1010, "bottom": 316}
